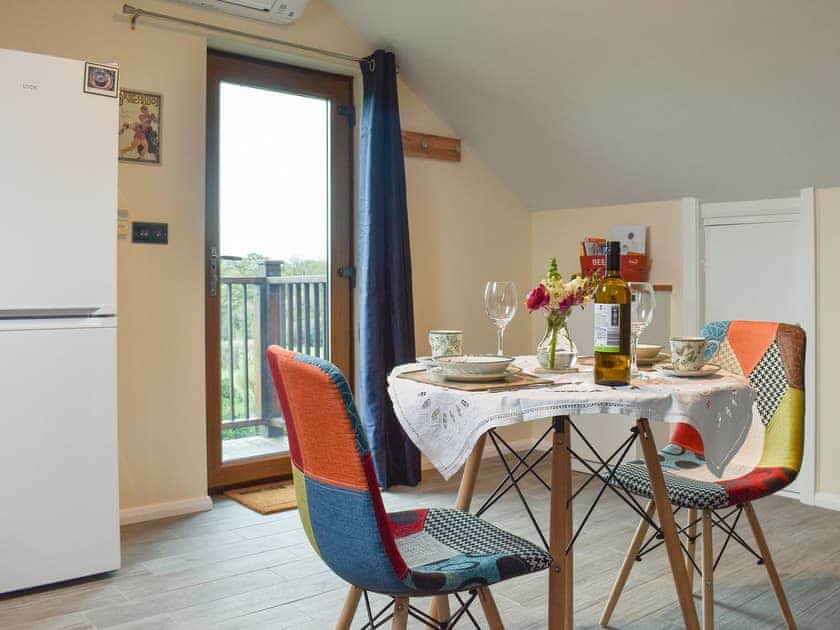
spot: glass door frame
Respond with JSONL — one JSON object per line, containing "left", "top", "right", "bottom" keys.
{"left": 205, "top": 49, "right": 354, "bottom": 491}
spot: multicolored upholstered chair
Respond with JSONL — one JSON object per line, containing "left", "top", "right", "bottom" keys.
{"left": 266, "top": 346, "right": 551, "bottom": 629}
{"left": 600, "top": 321, "right": 804, "bottom": 629}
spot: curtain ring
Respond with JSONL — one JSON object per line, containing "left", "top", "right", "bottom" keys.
{"left": 368, "top": 58, "right": 376, "bottom": 73}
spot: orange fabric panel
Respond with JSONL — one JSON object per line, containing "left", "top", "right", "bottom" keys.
{"left": 727, "top": 321, "right": 779, "bottom": 376}
{"left": 271, "top": 349, "right": 369, "bottom": 490}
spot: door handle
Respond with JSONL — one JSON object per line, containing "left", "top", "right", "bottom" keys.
{"left": 209, "top": 247, "right": 218, "bottom": 297}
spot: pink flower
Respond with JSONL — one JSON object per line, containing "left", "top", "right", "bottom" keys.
{"left": 526, "top": 284, "right": 550, "bottom": 311}
{"left": 558, "top": 293, "right": 576, "bottom": 311}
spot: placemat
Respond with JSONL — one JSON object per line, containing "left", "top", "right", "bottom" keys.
{"left": 397, "top": 368, "right": 553, "bottom": 392}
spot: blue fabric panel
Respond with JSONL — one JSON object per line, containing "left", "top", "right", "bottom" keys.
{"left": 294, "top": 353, "right": 370, "bottom": 457}
{"left": 304, "top": 474, "right": 410, "bottom": 594}
{"left": 409, "top": 553, "right": 522, "bottom": 593}
{"left": 702, "top": 320, "right": 731, "bottom": 361}
{"left": 357, "top": 49, "right": 420, "bottom": 488}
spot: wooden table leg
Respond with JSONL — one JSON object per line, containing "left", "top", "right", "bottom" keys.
{"left": 549, "top": 416, "right": 573, "bottom": 629}
{"left": 429, "top": 434, "right": 488, "bottom": 625}
{"left": 636, "top": 418, "right": 700, "bottom": 630}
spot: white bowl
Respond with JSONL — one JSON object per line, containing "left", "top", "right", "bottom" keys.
{"left": 636, "top": 344, "right": 663, "bottom": 360}
{"left": 434, "top": 354, "right": 515, "bottom": 378}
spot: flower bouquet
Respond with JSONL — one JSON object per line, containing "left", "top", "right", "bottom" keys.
{"left": 526, "top": 257, "right": 600, "bottom": 369}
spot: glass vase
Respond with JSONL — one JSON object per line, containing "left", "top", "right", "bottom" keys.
{"left": 536, "top": 315, "right": 578, "bottom": 370}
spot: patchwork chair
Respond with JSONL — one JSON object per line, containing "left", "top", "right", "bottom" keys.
{"left": 600, "top": 321, "right": 805, "bottom": 629}
{"left": 266, "top": 346, "right": 551, "bottom": 629}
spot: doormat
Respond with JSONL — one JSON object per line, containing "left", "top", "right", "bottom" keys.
{"left": 224, "top": 481, "right": 298, "bottom": 515}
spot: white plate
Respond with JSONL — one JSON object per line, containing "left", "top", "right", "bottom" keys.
{"left": 638, "top": 352, "right": 669, "bottom": 366}
{"left": 434, "top": 354, "right": 515, "bottom": 378}
{"left": 434, "top": 365, "right": 522, "bottom": 383}
{"left": 654, "top": 363, "right": 722, "bottom": 378}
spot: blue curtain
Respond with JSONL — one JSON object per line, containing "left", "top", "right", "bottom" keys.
{"left": 357, "top": 50, "right": 420, "bottom": 488}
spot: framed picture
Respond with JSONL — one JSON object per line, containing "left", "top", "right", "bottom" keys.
{"left": 119, "top": 89, "right": 162, "bottom": 164}
{"left": 83, "top": 62, "right": 119, "bottom": 97}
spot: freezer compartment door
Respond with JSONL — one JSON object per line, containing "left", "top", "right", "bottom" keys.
{"left": 0, "top": 324, "right": 119, "bottom": 593}
{"left": 0, "top": 49, "right": 117, "bottom": 313}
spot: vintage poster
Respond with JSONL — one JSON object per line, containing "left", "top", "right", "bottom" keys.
{"left": 119, "top": 89, "right": 161, "bottom": 164}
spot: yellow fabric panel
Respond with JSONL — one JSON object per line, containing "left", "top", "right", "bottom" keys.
{"left": 293, "top": 463, "right": 321, "bottom": 557}
{"left": 758, "top": 388, "right": 805, "bottom": 472}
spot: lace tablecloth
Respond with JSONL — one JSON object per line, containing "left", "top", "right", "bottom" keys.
{"left": 388, "top": 356, "right": 755, "bottom": 480}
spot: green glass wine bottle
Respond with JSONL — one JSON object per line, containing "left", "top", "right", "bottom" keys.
{"left": 594, "top": 241, "right": 631, "bottom": 386}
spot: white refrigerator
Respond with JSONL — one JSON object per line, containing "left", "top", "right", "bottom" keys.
{"left": 0, "top": 48, "right": 120, "bottom": 593}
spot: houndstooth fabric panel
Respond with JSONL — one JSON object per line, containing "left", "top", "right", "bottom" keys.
{"left": 423, "top": 508, "right": 550, "bottom": 572}
{"left": 749, "top": 341, "right": 788, "bottom": 425}
{"left": 609, "top": 462, "right": 730, "bottom": 509}
{"left": 715, "top": 339, "right": 744, "bottom": 376}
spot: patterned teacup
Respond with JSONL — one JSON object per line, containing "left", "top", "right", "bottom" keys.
{"left": 670, "top": 336, "right": 720, "bottom": 371}
{"left": 429, "top": 330, "right": 463, "bottom": 358}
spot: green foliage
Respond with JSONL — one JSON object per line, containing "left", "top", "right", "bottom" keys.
{"left": 219, "top": 252, "right": 327, "bottom": 430}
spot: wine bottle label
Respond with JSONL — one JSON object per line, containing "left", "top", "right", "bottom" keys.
{"left": 594, "top": 303, "right": 622, "bottom": 353}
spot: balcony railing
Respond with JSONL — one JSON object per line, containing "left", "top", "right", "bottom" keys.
{"left": 220, "top": 273, "right": 328, "bottom": 432}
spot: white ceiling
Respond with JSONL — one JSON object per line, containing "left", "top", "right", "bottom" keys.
{"left": 327, "top": 0, "right": 840, "bottom": 210}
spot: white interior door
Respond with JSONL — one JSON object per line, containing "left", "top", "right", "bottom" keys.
{"left": 697, "top": 194, "right": 815, "bottom": 498}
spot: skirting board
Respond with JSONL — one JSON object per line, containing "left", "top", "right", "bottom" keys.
{"left": 120, "top": 495, "right": 213, "bottom": 525}
{"left": 814, "top": 492, "right": 840, "bottom": 512}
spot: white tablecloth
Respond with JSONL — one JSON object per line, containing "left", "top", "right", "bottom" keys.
{"left": 388, "top": 356, "right": 755, "bottom": 480}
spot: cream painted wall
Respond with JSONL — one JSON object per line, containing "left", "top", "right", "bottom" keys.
{"left": 0, "top": 0, "right": 532, "bottom": 506}
{"left": 530, "top": 200, "right": 684, "bottom": 345}
{"left": 815, "top": 188, "right": 839, "bottom": 496}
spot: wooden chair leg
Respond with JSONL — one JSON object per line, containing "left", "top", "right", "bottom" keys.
{"left": 430, "top": 434, "right": 488, "bottom": 624}
{"left": 392, "top": 596, "right": 409, "bottom": 630}
{"left": 744, "top": 502, "right": 797, "bottom": 629}
{"left": 637, "top": 418, "right": 700, "bottom": 630}
{"left": 599, "top": 499, "right": 656, "bottom": 627}
{"left": 702, "top": 510, "right": 714, "bottom": 630}
{"left": 478, "top": 586, "right": 504, "bottom": 629}
{"left": 336, "top": 585, "right": 362, "bottom": 630}
{"left": 686, "top": 507, "right": 698, "bottom": 593}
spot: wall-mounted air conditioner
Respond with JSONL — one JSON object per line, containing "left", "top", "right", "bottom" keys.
{"left": 169, "top": 0, "right": 308, "bottom": 25}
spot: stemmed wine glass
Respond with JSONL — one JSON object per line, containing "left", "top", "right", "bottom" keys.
{"left": 483, "top": 281, "right": 518, "bottom": 355}
{"left": 629, "top": 282, "right": 656, "bottom": 377}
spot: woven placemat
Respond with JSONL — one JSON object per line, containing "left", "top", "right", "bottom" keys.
{"left": 224, "top": 481, "right": 297, "bottom": 515}
{"left": 397, "top": 368, "right": 552, "bottom": 392}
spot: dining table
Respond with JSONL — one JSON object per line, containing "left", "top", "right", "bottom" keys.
{"left": 387, "top": 355, "right": 756, "bottom": 629}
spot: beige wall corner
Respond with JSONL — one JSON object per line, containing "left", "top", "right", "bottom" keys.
{"left": 815, "top": 187, "right": 839, "bottom": 496}
{"left": 530, "top": 200, "right": 683, "bottom": 346}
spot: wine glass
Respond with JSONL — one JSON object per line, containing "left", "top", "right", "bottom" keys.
{"left": 484, "top": 281, "right": 518, "bottom": 355}
{"left": 629, "top": 282, "right": 656, "bottom": 376}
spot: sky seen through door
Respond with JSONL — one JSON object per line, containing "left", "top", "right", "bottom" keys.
{"left": 219, "top": 81, "right": 328, "bottom": 264}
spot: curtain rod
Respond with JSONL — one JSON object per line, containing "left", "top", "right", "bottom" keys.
{"left": 122, "top": 4, "right": 364, "bottom": 65}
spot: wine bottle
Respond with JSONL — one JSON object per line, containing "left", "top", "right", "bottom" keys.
{"left": 594, "top": 241, "right": 631, "bottom": 386}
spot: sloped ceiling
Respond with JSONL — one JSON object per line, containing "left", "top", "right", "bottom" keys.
{"left": 328, "top": 0, "right": 840, "bottom": 209}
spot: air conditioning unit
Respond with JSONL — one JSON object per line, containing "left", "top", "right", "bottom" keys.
{"left": 169, "top": 0, "right": 309, "bottom": 24}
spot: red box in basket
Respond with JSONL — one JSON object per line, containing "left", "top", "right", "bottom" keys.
{"left": 580, "top": 254, "right": 648, "bottom": 282}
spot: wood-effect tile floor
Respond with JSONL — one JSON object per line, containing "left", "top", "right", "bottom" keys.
{"left": 2, "top": 456, "right": 839, "bottom": 629}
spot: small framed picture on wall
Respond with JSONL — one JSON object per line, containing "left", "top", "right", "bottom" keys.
{"left": 119, "top": 89, "right": 162, "bottom": 164}
{"left": 83, "top": 62, "right": 119, "bottom": 97}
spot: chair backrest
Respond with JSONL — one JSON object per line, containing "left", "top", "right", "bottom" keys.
{"left": 670, "top": 320, "right": 806, "bottom": 481}
{"left": 266, "top": 346, "right": 411, "bottom": 593}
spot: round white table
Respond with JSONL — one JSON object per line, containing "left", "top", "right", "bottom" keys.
{"left": 387, "top": 356, "right": 755, "bottom": 630}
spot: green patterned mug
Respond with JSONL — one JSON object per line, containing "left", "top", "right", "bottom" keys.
{"left": 670, "top": 336, "right": 720, "bottom": 371}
